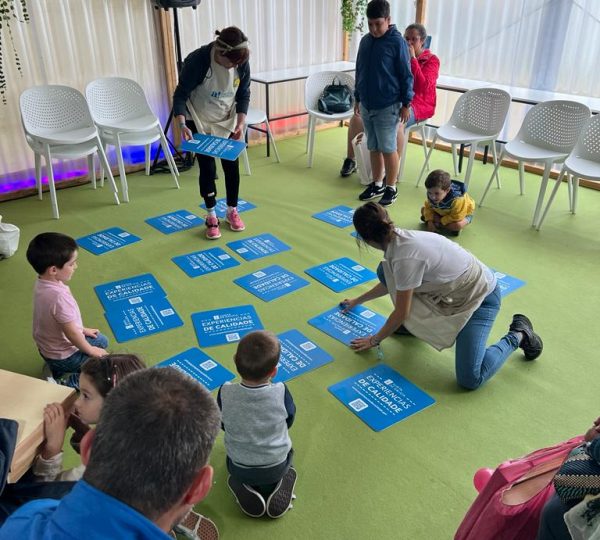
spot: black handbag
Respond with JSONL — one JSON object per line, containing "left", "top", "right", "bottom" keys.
{"left": 318, "top": 78, "right": 353, "bottom": 114}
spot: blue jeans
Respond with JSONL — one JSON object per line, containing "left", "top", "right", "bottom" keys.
{"left": 376, "top": 263, "right": 518, "bottom": 389}
{"left": 455, "top": 285, "right": 519, "bottom": 390}
{"left": 42, "top": 333, "right": 109, "bottom": 389}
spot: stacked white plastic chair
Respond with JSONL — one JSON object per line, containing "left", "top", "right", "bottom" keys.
{"left": 242, "top": 108, "right": 281, "bottom": 175}
{"left": 86, "top": 77, "right": 179, "bottom": 203}
{"left": 416, "top": 88, "right": 511, "bottom": 190}
{"left": 479, "top": 100, "right": 590, "bottom": 227}
{"left": 535, "top": 114, "right": 600, "bottom": 230}
{"left": 305, "top": 71, "right": 355, "bottom": 168}
{"left": 19, "top": 85, "right": 120, "bottom": 219}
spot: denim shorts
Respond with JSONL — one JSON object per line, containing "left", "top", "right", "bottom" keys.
{"left": 360, "top": 103, "right": 401, "bottom": 154}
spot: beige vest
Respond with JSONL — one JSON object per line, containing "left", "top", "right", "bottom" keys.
{"left": 382, "top": 256, "right": 492, "bottom": 351}
{"left": 187, "top": 48, "right": 238, "bottom": 137}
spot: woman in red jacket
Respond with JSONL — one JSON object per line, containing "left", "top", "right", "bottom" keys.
{"left": 341, "top": 23, "right": 440, "bottom": 180}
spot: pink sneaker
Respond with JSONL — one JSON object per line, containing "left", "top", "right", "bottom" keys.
{"left": 205, "top": 215, "right": 221, "bottom": 240}
{"left": 226, "top": 208, "right": 246, "bottom": 231}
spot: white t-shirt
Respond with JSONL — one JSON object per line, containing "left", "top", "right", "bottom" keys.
{"left": 385, "top": 229, "right": 495, "bottom": 292}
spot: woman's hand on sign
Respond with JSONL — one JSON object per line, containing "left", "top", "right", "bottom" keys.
{"left": 350, "top": 336, "right": 375, "bottom": 351}
{"left": 339, "top": 298, "right": 359, "bottom": 314}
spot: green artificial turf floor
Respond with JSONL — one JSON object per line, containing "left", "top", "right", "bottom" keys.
{"left": 1, "top": 127, "right": 599, "bottom": 539}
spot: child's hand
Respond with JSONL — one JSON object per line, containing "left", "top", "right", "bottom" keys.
{"left": 41, "top": 403, "right": 69, "bottom": 459}
{"left": 83, "top": 327, "right": 99, "bottom": 338}
{"left": 89, "top": 346, "right": 108, "bottom": 358}
{"left": 427, "top": 221, "right": 438, "bottom": 233}
{"left": 400, "top": 106, "right": 411, "bottom": 123}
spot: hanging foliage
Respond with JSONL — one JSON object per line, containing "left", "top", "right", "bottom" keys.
{"left": 0, "top": 0, "right": 30, "bottom": 105}
{"left": 340, "top": 0, "right": 368, "bottom": 34}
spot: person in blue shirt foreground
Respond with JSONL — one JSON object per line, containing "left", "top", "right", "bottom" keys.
{"left": 0, "top": 368, "right": 221, "bottom": 539}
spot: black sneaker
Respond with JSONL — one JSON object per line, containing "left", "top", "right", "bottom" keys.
{"left": 266, "top": 467, "right": 297, "bottom": 519}
{"left": 358, "top": 182, "right": 385, "bottom": 201}
{"left": 227, "top": 476, "right": 266, "bottom": 518}
{"left": 340, "top": 158, "right": 357, "bottom": 177}
{"left": 379, "top": 185, "right": 398, "bottom": 206}
{"left": 509, "top": 314, "right": 543, "bottom": 360}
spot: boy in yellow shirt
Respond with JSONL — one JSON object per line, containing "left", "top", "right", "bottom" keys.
{"left": 421, "top": 169, "right": 475, "bottom": 236}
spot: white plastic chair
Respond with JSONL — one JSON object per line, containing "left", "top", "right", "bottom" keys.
{"left": 305, "top": 71, "right": 355, "bottom": 168}
{"left": 19, "top": 85, "right": 120, "bottom": 219}
{"left": 479, "top": 100, "right": 591, "bottom": 228}
{"left": 398, "top": 120, "right": 430, "bottom": 181}
{"left": 535, "top": 114, "right": 600, "bottom": 230}
{"left": 416, "top": 88, "right": 511, "bottom": 190}
{"left": 242, "top": 108, "right": 280, "bottom": 175}
{"left": 86, "top": 77, "right": 179, "bottom": 203}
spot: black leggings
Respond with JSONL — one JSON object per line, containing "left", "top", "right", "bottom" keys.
{"left": 197, "top": 153, "right": 240, "bottom": 209}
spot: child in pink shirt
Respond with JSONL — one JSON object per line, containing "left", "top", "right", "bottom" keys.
{"left": 26, "top": 233, "right": 108, "bottom": 388}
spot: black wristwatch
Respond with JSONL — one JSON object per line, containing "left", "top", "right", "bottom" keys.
{"left": 403, "top": 103, "right": 412, "bottom": 109}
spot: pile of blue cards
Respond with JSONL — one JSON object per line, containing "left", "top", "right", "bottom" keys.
{"left": 95, "top": 273, "right": 183, "bottom": 342}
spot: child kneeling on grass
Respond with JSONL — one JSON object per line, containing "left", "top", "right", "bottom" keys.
{"left": 421, "top": 169, "right": 475, "bottom": 236}
{"left": 218, "top": 330, "right": 297, "bottom": 519}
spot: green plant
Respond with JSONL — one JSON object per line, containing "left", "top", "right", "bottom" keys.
{"left": 0, "top": 0, "right": 29, "bottom": 104}
{"left": 341, "top": 0, "right": 368, "bottom": 33}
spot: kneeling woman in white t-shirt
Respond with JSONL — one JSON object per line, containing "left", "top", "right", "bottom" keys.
{"left": 343, "top": 202, "right": 543, "bottom": 390}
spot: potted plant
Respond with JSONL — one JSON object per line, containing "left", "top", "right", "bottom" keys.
{"left": 0, "top": 0, "right": 29, "bottom": 104}
{"left": 341, "top": 0, "right": 368, "bottom": 34}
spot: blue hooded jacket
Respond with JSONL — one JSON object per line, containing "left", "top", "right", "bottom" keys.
{"left": 355, "top": 24, "right": 414, "bottom": 110}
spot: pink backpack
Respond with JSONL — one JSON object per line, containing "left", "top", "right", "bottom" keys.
{"left": 455, "top": 436, "right": 584, "bottom": 540}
